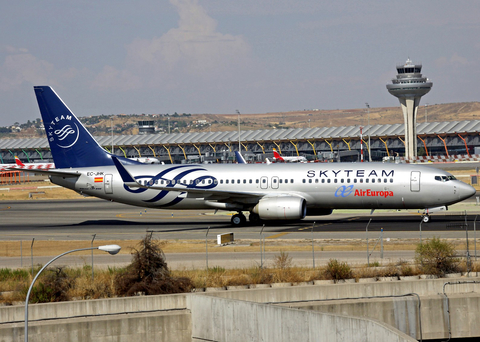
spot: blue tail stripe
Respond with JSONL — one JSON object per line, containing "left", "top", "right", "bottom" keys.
{"left": 34, "top": 86, "right": 140, "bottom": 168}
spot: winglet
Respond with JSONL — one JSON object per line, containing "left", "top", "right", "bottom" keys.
{"left": 112, "top": 156, "right": 138, "bottom": 186}
{"left": 234, "top": 151, "right": 247, "bottom": 164}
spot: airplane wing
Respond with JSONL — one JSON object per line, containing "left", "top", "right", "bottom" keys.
{"left": 5, "top": 167, "right": 82, "bottom": 178}
{"left": 112, "top": 156, "right": 265, "bottom": 202}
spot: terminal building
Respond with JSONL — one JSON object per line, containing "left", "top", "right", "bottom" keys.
{"left": 1, "top": 119, "right": 480, "bottom": 165}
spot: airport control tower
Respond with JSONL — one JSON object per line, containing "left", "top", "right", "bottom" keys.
{"left": 386, "top": 58, "right": 432, "bottom": 159}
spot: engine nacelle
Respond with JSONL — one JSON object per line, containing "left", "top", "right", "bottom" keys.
{"left": 253, "top": 197, "right": 306, "bottom": 221}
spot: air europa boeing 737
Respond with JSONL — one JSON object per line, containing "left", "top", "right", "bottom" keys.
{"left": 22, "top": 86, "right": 475, "bottom": 226}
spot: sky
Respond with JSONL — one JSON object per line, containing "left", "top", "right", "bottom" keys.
{"left": 1, "top": 0, "right": 479, "bottom": 126}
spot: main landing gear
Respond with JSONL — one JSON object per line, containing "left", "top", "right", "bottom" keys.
{"left": 231, "top": 212, "right": 262, "bottom": 226}
{"left": 231, "top": 212, "right": 247, "bottom": 226}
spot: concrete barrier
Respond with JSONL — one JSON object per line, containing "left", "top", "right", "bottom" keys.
{"left": 187, "top": 295, "right": 416, "bottom": 342}
{"left": 0, "top": 311, "right": 191, "bottom": 342}
{"left": 2, "top": 276, "right": 480, "bottom": 341}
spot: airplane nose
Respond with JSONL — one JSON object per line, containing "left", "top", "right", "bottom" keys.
{"left": 459, "top": 182, "right": 476, "bottom": 200}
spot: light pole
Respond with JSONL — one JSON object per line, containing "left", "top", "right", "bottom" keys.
{"left": 111, "top": 117, "right": 114, "bottom": 154}
{"left": 24, "top": 245, "right": 121, "bottom": 342}
{"left": 366, "top": 103, "right": 371, "bottom": 162}
{"left": 236, "top": 110, "right": 241, "bottom": 153}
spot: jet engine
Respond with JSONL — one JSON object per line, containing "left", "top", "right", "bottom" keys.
{"left": 252, "top": 197, "right": 306, "bottom": 220}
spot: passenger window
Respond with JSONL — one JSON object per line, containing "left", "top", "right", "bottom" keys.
{"left": 384, "top": 179, "right": 387, "bottom": 183}
{"left": 341, "top": 179, "right": 344, "bottom": 183}
{"left": 220, "top": 180, "right": 224, "bottom": 184}
{"left": 359, "top": 179, "right": 363, "bottom": 183}
{"left": 327, "top": 179, "right": 331, "bottom": 183}
{"left": 279, "top": 179, "right": 283, "bottom": 184}
{"left": 334, "top": 179, "right": 338, "bottom": 183}
{"left": 262, "top": 179, "right": 266, "bottom": 183}
{"left": 347, "top": 179, "right": 350, "bottom": 183}
{"left": 366, "top": 179, "right": 369, "bottom": 183}
{"left": 226, "top": 180, "right": 229, "bottom": 184}
{"left": 302, "top": 179, "right": 306, "bottom": 183}
{"left": 291, "top": 179, "right": 294, "bottom": 183}
{"left": 256, "top": 179, "right": 259, "bottom": 184}
{"left": 249, "top": 179, "right": 252, "bottom": 184}
{"left": 354, "top": 179, "right": 357, "bottom": 183}
{"left": 309, "top": 179, "right": 312, "bottom": 183}
{"left": 315, "top": 179, "right": 318, "bottom": 183}
{"left": 372, "top": 179, "right": 375, "bottom": 183}
{"left": 273, "top": 179, "right": 277, "bottom": 183}
{"left": 390, "top": 179, "right": 393, "bottom": 183}
{"left": 322, "top": 179, "right": 325, "bottom": 183}
{"left": 237, "top": 179, "right": 240, "bottom": 184}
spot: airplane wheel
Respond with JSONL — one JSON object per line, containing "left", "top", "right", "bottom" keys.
{"left": 231, "top": 213, "right": 246, "bottom": 226}
{"left": 249, "top": 212, "right": 261, "bottom": 225}
{"left": 422, "top": 215, "right": 430, "bottom": 223}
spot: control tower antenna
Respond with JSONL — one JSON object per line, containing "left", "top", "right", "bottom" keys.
{"left": 386, "top": 58, "right": 432, "bottom": 160}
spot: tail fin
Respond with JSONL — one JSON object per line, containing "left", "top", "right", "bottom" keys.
{"left": 272, "top": 149, "right": 284, "bottom": 162}
{"left": 14, "top": 156, "right": 25, "bottom": 167}
{"left": 234, "top": 151, "right": 246, "bottom": 164}
{"left": 34, "top": 86, "right": 139, "bottom": 168}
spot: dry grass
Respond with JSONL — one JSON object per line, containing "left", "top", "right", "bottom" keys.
{"left": 0, "top": 181, "right": 84, "bottom": 201}
{"left": 2, "top": 257, "right": 480, "bottom": 305}
{"left": 0, "top": 238, "right": 440, "bottom": 258}
{"left": 1, "top": 237, "right": 478, "bottom": 258}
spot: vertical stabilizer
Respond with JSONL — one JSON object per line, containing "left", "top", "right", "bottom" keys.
{"left": 34, "top": 86, "right": 139, "bottom": 168}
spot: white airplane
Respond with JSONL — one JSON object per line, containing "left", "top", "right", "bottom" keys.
{"left": 0, "top": 156, "right": 55, "bottom": 171}
{"left": 21, "top": 86, "right": 475, "bottom": 226}
{"left": 128, "top": 157, "right": 161, "bottom": 164}
{"left": 272, "top": 149, "right": 307, "bottom": 163}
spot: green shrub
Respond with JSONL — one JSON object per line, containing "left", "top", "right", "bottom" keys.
{"left": 114, "top": 235, "right": 193, "bottom": 296}
{"left": 323, "top": 259, "right": 352, "bottom": 282}
{"left": 24, "top": 267, "right": 72, "bottom": 303}
{"left": 415, "top": 237, "right": 459, "bottom": 277}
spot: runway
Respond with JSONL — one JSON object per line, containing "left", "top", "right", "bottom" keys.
{"left": 1, "top": 198, "right": 479, "bottom": 269}
{"left": 1, "top": 198, "right": 479, "bottom": 240}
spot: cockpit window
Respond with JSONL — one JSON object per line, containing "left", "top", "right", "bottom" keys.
{"left": 435, "top": 175, "right": 455, "bottom": 182}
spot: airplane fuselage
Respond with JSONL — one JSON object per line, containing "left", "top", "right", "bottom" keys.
{"left": 51, "top": 162, "right": 472, "bottom": 213}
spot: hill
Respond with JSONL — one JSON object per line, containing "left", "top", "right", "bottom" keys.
{"left": 2, "top": 102, "right": 480, "bottom": 139}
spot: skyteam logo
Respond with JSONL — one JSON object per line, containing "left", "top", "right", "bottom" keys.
{"left": 47, "top": 115, "right": 80, "bottom": 149}
{"left": 123, "top": 165, "right": 218, "bottom": 207}
{"left": 335, "top": 185, "right": 354, "bottom": 197}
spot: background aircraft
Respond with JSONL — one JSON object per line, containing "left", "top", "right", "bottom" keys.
{"left": 0, "top": 156, "right": 55, "bottom": 171}
{"left": 272, "top": 149, "right": 307, "bottom": 163}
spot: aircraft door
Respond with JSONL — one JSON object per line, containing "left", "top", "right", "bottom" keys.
{"left": 271, "top": 176, "right": 279, "bottom": 189}
{"left": 260, "top": 176, "right": 268, "bottom": 189}
{"left": 410, "top": 171, "right": 420, "bottom": 192}
{"left": 104, "top": 174, "right": 113, "bottom": 194}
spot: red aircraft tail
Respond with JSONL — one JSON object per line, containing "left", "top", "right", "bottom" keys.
{"left": 14, "top": 156, "right": 25, "bottom": 167}
{"left": 272, "top": 149, "right": 285, "bottom": 162}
